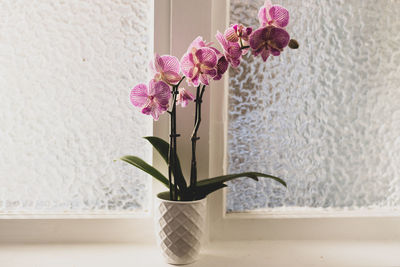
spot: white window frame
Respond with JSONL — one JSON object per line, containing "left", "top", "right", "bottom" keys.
{"left": 1, "top": 0, "right": 399, "bottom": 244}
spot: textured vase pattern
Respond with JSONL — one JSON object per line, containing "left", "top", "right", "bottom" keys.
{"left": 154, "top": 196, "right": 207, "bottom": 265}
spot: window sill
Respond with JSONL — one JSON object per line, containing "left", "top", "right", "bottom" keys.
{"left": 1, "top": 240, "right": 399, "bottom": 266}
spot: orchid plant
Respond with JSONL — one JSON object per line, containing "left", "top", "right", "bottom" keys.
{"left": 121, "top": 1, "right": 299, "bottom": 201}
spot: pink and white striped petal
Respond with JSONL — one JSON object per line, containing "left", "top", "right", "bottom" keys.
{"left": 180, "top": 53, "right": 195, "bottom": 78}
{"left": 199, "top": 74, "right": 210, "bottom": 85}
{"left": 224, "top": 27, "right": 238, "bottom": 42}
{"left": 269, "top": 5, "right": 289, "bottom": 28}
{"left": 162, "top": 70, "right": 182, "bottom": 85}
{"left": 159, "top": 55, "right": 180, "bottom": 73}
{"left": 258, "top": 5, "right": 268, "bottom": 27}
{"left": 195, "top": 48, "right": 217, "bottom": 68}
{"left": 153, "top": 54, "right": 164, "bottom": 73}
{"left": 142, "top": 101, "right": 162, "bottom": 121}
{"left": 151, "top": 80, "right": 171, "bottom": 107}
{"left": 177, "top": 88, "right": 195, "bottom": 108}
{"left": 130, "top": 84, "right": 149, "bottom": 107}
{"left": 189, "top": 75, "right": 200, "bottom": 87}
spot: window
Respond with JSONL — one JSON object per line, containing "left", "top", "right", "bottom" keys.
{"left": 1, "top": 0, "right": 398, "bottom": 244}
{"left": 0, "top": 0, "right": 154, "bottom": 214}
{"left": 226, "top": 0, "right": 400, "bottom": 212}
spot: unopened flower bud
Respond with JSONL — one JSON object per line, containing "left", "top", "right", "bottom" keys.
{"left": 288, "top": 39, "right": 299, "bottom": 49}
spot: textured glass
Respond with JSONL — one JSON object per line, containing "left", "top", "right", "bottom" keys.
{"left": 0, "top": 0, "right": 153, "bottom": 213}
{"left": 227, "top": 0, "right": 400, "bottom": 212}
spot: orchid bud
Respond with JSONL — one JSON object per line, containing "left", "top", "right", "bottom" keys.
{"left": 288, "top": 39, "right": 299, "bottom": 49}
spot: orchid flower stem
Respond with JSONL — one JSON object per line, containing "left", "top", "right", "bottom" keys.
{"left": 166, "top": 77, "right": 185, "bottom": 200}
{"left": 168, "top": 85, "right": 180, "bottom": 200}
{"left": 176, "top": 76, "right": 185, "bottom": 88}
{"left": 240, "top": 45, "right": 250, "bottom": 50}
{"left": 190, "top": 85, "right": 206, "bottom": 192}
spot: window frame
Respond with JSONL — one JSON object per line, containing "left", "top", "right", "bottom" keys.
{"left": 1, "top": 0, "right": 399, "bottom": 244}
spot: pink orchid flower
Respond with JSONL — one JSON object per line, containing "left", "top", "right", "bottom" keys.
{"left": 258, "top": 0, "right": 289, "bottom": 28}
{"left": 149, "top": 54, "right": 182, "bottom": 85}
{"left": 224, "top": 24, "right": 253, "bottom": 54}
{"left": 183, "top": 36, "right": 228, "bottom": 80}
{"left": 249, "top": 26, "right": 290, "bottom": 62}
{"left": 215, "top": 31, "right": 242, "bottom": 68}
{"left": 130, "top": 80, "right": 171, "bottom": 121}
{"left": 180, "top": 37, "right": 218, "bottom": 87}
{"left": 176, "top": 88, "right": 195, "bottom": 107}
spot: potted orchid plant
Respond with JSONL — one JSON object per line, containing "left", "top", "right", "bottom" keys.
{"left": 121, "top": 1, "right": 298, "bottom": 264}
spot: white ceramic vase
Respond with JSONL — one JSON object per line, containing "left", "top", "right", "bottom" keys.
{"left": 154, "top": 192, "right": 207, "bottom": 265}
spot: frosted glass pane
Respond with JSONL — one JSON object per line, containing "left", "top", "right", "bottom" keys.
{"left": 227, "top": 0, "right": 400, "bottom": 212}
{"left": 0, "top": 0, "right": 153, "bottom": 213}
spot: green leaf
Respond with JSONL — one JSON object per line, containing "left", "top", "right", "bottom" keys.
{"left": 143, "top": 136, "right": 187, "bottom": 190}
{"left": 195, "top": 183, "right": 227, "bottom": 199}
{"left": 197, "top": 172, "right": 287, "bottom": 188}
{"left": 120, "top": 155, "right": 170, "bottom": 189}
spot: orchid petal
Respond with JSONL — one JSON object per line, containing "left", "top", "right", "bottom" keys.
{"left": 264, "top": 0, "right": 272, "bottom": 10}
{"left": 230, "top": 58, "right": 241, "bottom": 68}
{"left": 228, "top": 44, "right": 242, "bottom": 59}
{"left": 249, "top": 27, "right": 267, "bottom": 51}
{"left": 177, "top": 88, "right": 194, "bottom": 108}
{"left": 203, "top": 68, "right": 217, "bottom": 77}
{"left": 142, "top": 102, "right": 162, "bottom": 121}
{"left": 270, "top": 27, "right": 290, "bottom": 48}
{"left": 189, "top": 75, "right": 200, "bottom": 87}
{"left": 224, "top": 27, "right": 238, "bottom": 42}
{"left": 160, "top": 55, "right": 180, "bottom": 73}
{"left": 195, "top": 47, "right": 217, "bottom": 68}
{"left": 152, "top": 80, "right": 171, "bottom": 107}
{"left": 180, "top": 53, "right": 195, "bottom": 77}
{"left": 210, "top": 47, "right": 223, "bottom": 57}
{"left": 187, "top": 36, "right": 207, "bottom": 51}
{"left": 269, "top": 5, "right": 289, "bottom": 28}
{"left": 258, "top": 6, "right": 268, "bottom": 27}
{"left": 216, "top": 31, "right": 230, "bottom": 51}
{"left": 270, "top": 49, "right": 281, "bottom": 56}
{"left": 130, "top": 84, "right": 148, "bottom": 107}
{"left": 213, "top": 56, "right": 228, "bottom": 80}
{"left": 153, "top": 53, "right": 163, "bottom": 72}
{"left": 261, "top": 50, "right": 270, "bottom": 61}
{"left": 199, "top": 74, "right": 209, "bottom": 85}
{"left": 162, "top": 70, "right": 181, "bottom": 85}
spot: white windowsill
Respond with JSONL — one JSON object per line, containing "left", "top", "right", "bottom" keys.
{"left": 1, "top": 240, "right": 399, "bottom": 267}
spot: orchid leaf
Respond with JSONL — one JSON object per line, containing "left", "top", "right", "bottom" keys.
{"left": 143, "top": 136, "right": 187, "bottom": 190}
{"left": 197, "top": 172, "right": 287, "bottom": 188}
{"left": 195, "top": 183, "right": 227, "bottom": 200}
{"left": 180, "top": 182, "right": 227, "bottom": 200}
{"left": 120, "top": 155, "right": 170, "bottom": 189}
